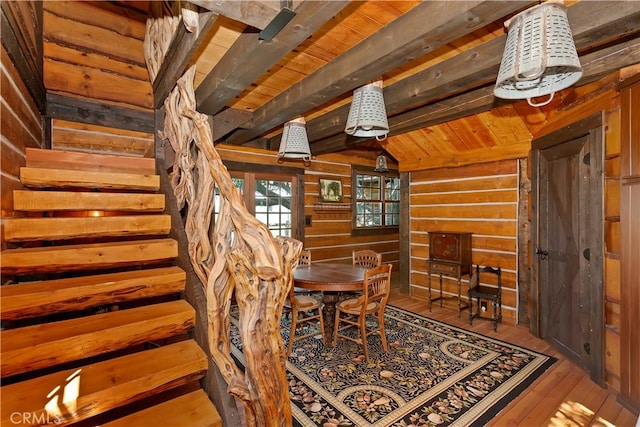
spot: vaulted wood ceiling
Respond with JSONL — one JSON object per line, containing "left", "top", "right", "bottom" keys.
{"left": 57, "top": 1, "right": 640, "bottom": 169}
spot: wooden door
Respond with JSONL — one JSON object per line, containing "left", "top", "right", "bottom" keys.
{"left": 531, "top": 114, "right": 604, "bottom": 386}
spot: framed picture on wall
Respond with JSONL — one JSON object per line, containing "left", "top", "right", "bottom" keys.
{"left": 319, "top": 178, "right": 342, "bottom": 202}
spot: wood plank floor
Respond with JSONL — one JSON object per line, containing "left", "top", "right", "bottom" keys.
{"left": 388, "top": 289, "right": 639, "bottom": 427}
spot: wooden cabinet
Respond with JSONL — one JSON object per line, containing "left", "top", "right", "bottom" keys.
{"left": 427, "top": 232, "right": 472, "bottom": 317}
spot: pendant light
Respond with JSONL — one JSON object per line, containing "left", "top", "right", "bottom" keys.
{"left": 494, "top": 1, "right": 582, "bottom": 107}
{"left": 344, "top": 80, "right": 389, "bottom": 140}
{"left": 374, "top": 153, "right": 389, "bottom": 172}
{"left": 278, "top": 117, "right": 311, "bottom": 163}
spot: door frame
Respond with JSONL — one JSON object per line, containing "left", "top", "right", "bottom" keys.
{"left": 530, "top": 113, "right": 605, "bottom": 386}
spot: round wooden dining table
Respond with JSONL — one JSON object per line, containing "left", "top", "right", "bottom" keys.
{"left": 293, "top": 263, "right": 366, "bottom": 347}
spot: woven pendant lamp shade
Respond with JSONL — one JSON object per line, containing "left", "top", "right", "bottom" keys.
{"left": 345, "top": 81, "right": 389, "bottom": 140}
{"left": 494, "top": 1, "right": 582, "bottom": 107}
{"left": 278, "top": 118, "right": 311, "bottom": 162}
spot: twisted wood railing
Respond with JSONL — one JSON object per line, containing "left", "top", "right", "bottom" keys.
{"left": 160, "top": 66, "right": 297, "bottom": 426}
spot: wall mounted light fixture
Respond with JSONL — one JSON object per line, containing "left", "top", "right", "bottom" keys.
{"left": 374, "top": 153, "right": 389, "bottom": 172}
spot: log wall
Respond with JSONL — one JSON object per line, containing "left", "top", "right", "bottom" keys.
{"left": 42, "top": 2, "right": 152, "bottom": 111}
{"left": 217, "top": 145, "right": 401, "bottom": 270}
{"left": 0, "top": 44, "right": 43, "bottom": 235}
{"left": 409, "top": 160, "right": 519, "bottom": 325}
{"left": 52, "top": 119, "right": 155, "bottom": 157}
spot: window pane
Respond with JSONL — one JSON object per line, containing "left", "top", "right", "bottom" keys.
{"left": 385, "top": 177, "right": 400, "bottom": 200}
{"left": 256, "top": 179, "right": 292, "bottom": 237}
{"left": 354, "top": 170, "right": 399, "bottom": 229}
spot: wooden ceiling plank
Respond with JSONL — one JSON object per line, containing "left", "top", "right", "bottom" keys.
{"left": 308, "top": 0, "right": 640, "bottom": 147}
{"left": 485, "top": 105, "right": 534, "bottom": 146}
{"left": 305, "top": 35, "right": 506, "bottom": 145}
{"left": 224, "top": 1, "right": 534, "bottom": 146}
{"left": 310, "top": 6, "right": 640, "bottom": 155}
{"left": 196, "top": 1, "right": 351, "bottom": 116}
{"left": 444, "top": 119, "right": 487, "bottom": 151}
{"left": 188, "top": 0, "right": 280, "bottom": 31}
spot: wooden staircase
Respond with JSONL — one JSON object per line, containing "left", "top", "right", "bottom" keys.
{"left": 1, "top": 148, "right": 222, "bottom": 426}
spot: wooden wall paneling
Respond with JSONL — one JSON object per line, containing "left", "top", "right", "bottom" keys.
{"left": 605, "top": 107, "right": 622, "bottom": 159}
{"left": 1, "top": 47, "right": 42, "bottom": 146}
{"left": 605, "top": 327, "right": 622, "bottom": 392}
{"left": 602, "top": 98, "right": 624, "bottom": 397}
{"left": 44, "top": 58, "right": 153, "bottom": 110}
{"left": 1, "top": 1, "right": 45, "bottom": 111}
{"left": 51, "top": 119, "right": 155, "bottom": 157}
{"left": 619, "top": 82, "right": 640, "bottom": 413}
{"left": 605, "top": 178, "right": 621, "bottom": 219}
{"left": 43, "top": 42, "right": 150, "bottom": 81}
{"left": 605, "top": 221, "right": 621, "bottom": 254}
{"left": 42, "top": 3, "right": 152, "bottom": 111}
{"left": 43, "top": 6, "right": 145, "bottom": 64}
{"left": 409, "top": 159, "right": 520, "bottom": 325}
{"left": 0, "top": 43, "right": 43, "bottom": 230}
{"left": 218, "top": 146, "right": 400, "bottom": 269}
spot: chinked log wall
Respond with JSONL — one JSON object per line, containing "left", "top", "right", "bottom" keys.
{"left": 0, "top": 45, "right": 43, "bottom": 235}
{"left": 216, "top": 145, "right": 401, "bottom": 270}
{"left": 406, "top": 69, "right": 640, "bottom": 402}
{"left": 409, "top": 160, "right": 520, "bottom": 325}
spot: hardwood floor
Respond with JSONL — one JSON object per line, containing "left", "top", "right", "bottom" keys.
{"left": 388, "top": 289, "right": 639, "bottom": 427}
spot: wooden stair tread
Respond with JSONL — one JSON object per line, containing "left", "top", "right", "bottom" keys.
{"left": 20, "top": 167, "right": 160, "bottom": 191}
{"left": 1, "top": 300, "right": 195, "bottom": 378}
{"left": 3, "top": 215, "right": 172, "bottom": 242}
{"left": 26, "top": 147, "right": 156, "bottom": 175}
{"left": 1, "top": 266, "right": 186, "bottom": 321}
{"left": 0, "top": 238, "right": 178, "bottom": 274}
{"left": 13, "top": 190, "right": 165, "bottom": 212}
{"left": 102, "top": 389, "right": 222, "bottom": 427}
{"left": 1, "top": 340, "right": 208, "bottom": 426}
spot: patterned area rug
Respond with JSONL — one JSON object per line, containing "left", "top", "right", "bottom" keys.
{"left": 230, "top": 305, "right": 556, "bottom": 426}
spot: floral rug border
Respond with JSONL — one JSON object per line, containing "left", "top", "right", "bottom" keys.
{"left": 230, "top": 305, "right": 556, "bottom": 426}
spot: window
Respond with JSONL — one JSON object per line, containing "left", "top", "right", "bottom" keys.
{"left": 352, "top": 169, "right": 400, "bottom": 230}
{"left": 213, "top": 163, "right": 304, "bottom": 240}
{"left": 254, "top": 178, "right": 293, "bottom": 238}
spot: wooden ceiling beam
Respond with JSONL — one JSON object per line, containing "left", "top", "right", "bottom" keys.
{"left": 196, "top": 1, "right": 351, "bottom": 119}
{"left": 305, "top": 1, "right": 640, "bottom": 154}
{"left": 188, "top": 0, "right": 280, "bottom": 30}
{"left": 311, "top": 34, "right": 640, "bottom": 155}
{"left": 223, "top": 1, "right": 536, "bottom": 146}
{"left": 311, "top": 33, "right": 640, "bottom": 155}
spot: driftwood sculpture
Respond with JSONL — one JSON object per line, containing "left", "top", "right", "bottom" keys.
{"left": 161, "top": 65, "right": 298, "bottom": 426}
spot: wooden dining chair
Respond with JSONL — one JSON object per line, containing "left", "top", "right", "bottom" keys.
{"left": 299, "top": 249, "right": 311, "bottom": 266}
{"left": 333, "top": 263, "right": 392, "bottom": 362}
{"left": 352, "top": 249, "right": 382, "bottom": 269}
{"left": 294, "top": 249, "right": 321, "bottom": 296}
{"left": 284, "top": 256, "right": 325, "bottom": 356}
